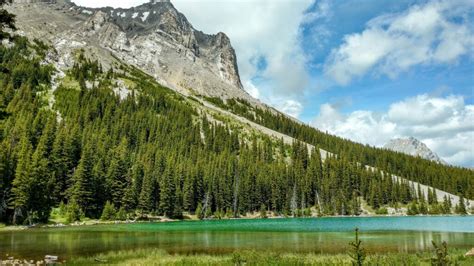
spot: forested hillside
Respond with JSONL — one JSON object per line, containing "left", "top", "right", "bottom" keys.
{"left": 204, "top": 97, "right": 474, "bottom": 200}
{"left": 0, "top": 37, "right": 472, "bottom": 225}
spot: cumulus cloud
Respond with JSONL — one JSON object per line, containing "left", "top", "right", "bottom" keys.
{"left": 278, "top": 100, "right": 303, "bottom": 118}
{"left": 324, "top": 0, "right": 474, "bottom": 85}
{"left": 312, "top": 94, "right": 474, "bottom": 167}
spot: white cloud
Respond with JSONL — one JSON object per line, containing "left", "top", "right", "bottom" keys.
{"left": 324, "top": 0, "right": 474, "bottom": 85}
{"left": 279, "top": 100, "right": 303, "bottom": 118}
{"left": 312, "top": 94, "right": 474, "bottom": 167}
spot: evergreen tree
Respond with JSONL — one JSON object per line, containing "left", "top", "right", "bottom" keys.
{"left": 138, "top": 166, "right": 155, "bottom": 213}
{"left": 442, "top": 196, "right": 452, "bottom": 214}
{"left": 116, "top": 207, "right": 127, "bottom": 221}
{"left": 106, "top": 138, "right": 129, "bottom": 207}
{"left": 10, "top": 135, "right": 32, "bottom": 224}
{"left": 100, "top": 201, "right": 116, "bottom": 221}
{"left": 28, "top": 115, "right": 56, "bottom": 222}
{"left": 68, "top": 143, "right": 95, "bottom": 217}
{"left": 159, "top": 166, "right": 177, "bottom": 218}
{"left": 348, "top": 228, "right": 366, "bottom": 266}
{"left": 66, "top": 199, "right": 83, "bottom": 223}
{"left": 455, "top": 195, "right": 467, "bottom": 215}
{"left": 195, "top": 202, "right": 204, "bottom": 220}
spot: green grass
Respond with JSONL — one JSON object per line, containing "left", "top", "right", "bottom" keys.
{"left": 67, "top": 249, "right": 474, "bottom": 265}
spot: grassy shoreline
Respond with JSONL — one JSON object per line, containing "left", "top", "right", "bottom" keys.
{"left": 65, "top": 248, "right": 474, "bottom": 265}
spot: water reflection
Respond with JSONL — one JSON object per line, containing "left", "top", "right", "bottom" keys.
{"left": 1, "top": 217, "right": 473, "bottom": 260}
{"left": 1, "top": 230, "right": 473, "bottom": 260}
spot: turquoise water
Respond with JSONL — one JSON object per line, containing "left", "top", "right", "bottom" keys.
{"left": 0, "top": 216, "right": 473, "bottom": 260}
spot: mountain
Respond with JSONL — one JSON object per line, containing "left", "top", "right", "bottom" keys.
{"left": 0, "top": 1, "right": 472, "bottom": 225}
{"left": 9, "top": 0, "right": 256, "bottom": 102}
{"left": 384, "top": 137, "right": 447, "bottom": 165}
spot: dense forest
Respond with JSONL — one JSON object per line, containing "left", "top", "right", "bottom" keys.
{"left": 204, "top": 96, "right": 474, "bottom": 199}
{"left": 0, "top": 34, "right": 472, "bottom": 225}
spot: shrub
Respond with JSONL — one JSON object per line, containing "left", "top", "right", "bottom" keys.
{"left": 375, "top": 208, "right": 388, "bottom": 215}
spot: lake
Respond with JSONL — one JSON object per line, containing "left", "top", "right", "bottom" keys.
{"left": 1, "top": 216, "right": 473, "bottom": 260}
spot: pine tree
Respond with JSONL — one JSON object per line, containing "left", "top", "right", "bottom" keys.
{"left": 195, "top": 202, "right": 204, "bottom": 220}
{"left": 100, "top": 201, "right": 116, "bottom": 221}
{"left": 138, "top": 169, "right": 155, "bottom": 213}
{"left": 348, "top": 228, "right": 365, "bottom": 266}
{"left": 455, "top": 195, "right": 467, "bottom": 215}
{"left": 11, "top": 135, "right": 33, "bottom": 224}
{"left": 66, "top": 199, "right": 83, "bottom": 223}
{"left": 116, "top": 206, "right": 127, "bottom": 221}
{"left": 28, "top": 115, "right": 56, "bottom": 222}
{"left": 106, "top": 138, "right": 129, "bottom": 207}
{"left": 182, "top": 173, "right": 194, "bottom": 212}
{"left": 159, "top": 166, "right": 177, "bottom": 218}
{"left": 442, "top": 195, "right": 452, "bottom": 214}
{"left": 68, "top": 143, "right": 95, "bottom": 217}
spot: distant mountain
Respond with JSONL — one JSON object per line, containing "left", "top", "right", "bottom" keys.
{"left": 384, "top": 137, "right": 447, "bottom": 165}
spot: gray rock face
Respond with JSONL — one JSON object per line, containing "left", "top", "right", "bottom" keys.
{"left": 384, "top": 137, "right": 447, "bottom": 164}
{"left": 9, "top": 0, "right": 255, "bottom": 102}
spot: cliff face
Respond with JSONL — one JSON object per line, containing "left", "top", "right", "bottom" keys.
{"left": 9, "top": 0, "right": 252, "bottom": 101}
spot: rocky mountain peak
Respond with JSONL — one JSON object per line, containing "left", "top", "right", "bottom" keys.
{"left": 10, "top": 0, "right": 249, "bottom": 100}
{"left": 384, "top": 137, "right": 447, "bottom": 165}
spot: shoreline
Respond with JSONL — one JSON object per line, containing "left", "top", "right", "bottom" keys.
{"left": 1, "top": 214, "right": 472, "bottom": 232}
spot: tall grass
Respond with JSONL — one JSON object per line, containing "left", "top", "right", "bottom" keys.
{"left": 68, "top": 249, "right": 473, "bottom": 265}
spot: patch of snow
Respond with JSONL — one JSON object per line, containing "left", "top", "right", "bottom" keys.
{"left": 142, "top": 11, "right": 150, "bottom": 22}
{"left": 82, "top": 10, "right": 93, "bottom": 15}
{"left": 132, "top": 12, "right": 139, "bottom": 19}
{"left": 120, "top": 12, "right": 126, "bottom": 18}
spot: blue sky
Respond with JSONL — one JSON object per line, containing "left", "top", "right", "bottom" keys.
{"left": 74, "top": 0, "right": 473, "bottom": 166}
{"left": 298, "top": 0, "right": 474, "bottom": 121}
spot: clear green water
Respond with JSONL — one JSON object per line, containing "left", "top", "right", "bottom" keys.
{"left": 1, "top": 216, "right": 473, "bottom": 260}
